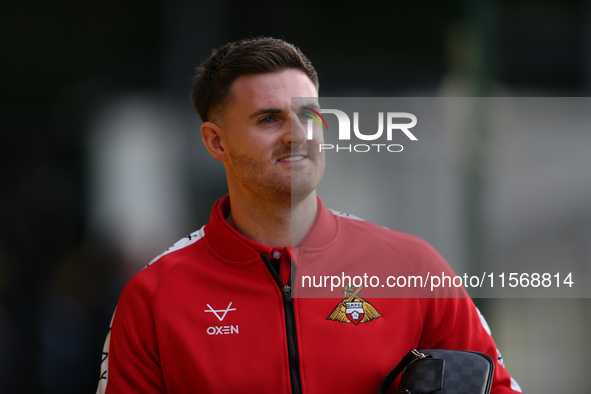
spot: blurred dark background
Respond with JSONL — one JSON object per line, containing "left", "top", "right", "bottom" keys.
{"left": 1, "top": 0, "right": 590, "bottom": 393}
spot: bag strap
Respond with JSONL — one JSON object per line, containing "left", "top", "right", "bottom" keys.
{"left": 378, "top": 349, "right": 427, "bottom": 394}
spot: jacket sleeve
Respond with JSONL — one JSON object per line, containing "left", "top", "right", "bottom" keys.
{"left": 418, "top": 295, "right": 522, "bottom": 393}
{"left": 97, "top": 270, "right": 166, "bottom": 394}
{"left": 398, "top": 236, "right": 522, "bottom": 393}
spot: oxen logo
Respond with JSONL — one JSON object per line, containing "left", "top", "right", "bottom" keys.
{"left": 327, "top": 284, "right": 381, "bottom": 325}
{"left": 204, "top": 302, "right": 236, "bottom": 321}
{"left": 205, "top": 302, "right": 239, "bottom": 335}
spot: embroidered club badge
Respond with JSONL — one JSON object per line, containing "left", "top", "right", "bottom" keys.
{"left": 327, "top": 284, "right": 381, "bottom": 325}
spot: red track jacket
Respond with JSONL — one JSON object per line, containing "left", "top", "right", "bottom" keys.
{"left": 97, "top": 195, "right": 521, "bottom": 393}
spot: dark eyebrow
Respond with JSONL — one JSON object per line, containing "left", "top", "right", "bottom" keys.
{"left": 301, "top": 103, "right": 320, "bottom": 112}
{"left": 248, "top": 108, "right": 285, "bottom": 119}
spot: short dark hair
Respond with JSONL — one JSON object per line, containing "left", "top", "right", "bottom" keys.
{"left": 191, "top": 37, "right": 319, "bottom": 122}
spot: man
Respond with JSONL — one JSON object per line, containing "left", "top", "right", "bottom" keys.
{"left": 97, "top": 37, "right": 521, "bottom": 393}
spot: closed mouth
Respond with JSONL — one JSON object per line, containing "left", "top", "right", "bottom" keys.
{"left": 278, "top": 155, "right": 306, "bottom": 162}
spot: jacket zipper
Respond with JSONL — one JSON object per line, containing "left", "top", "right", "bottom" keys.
{"left": 261, "top": 253, "right": 302, "bottom": 394}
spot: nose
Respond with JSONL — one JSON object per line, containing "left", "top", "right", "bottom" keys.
{"left": 286, "top": 111, "right": 307, "bottom": 146}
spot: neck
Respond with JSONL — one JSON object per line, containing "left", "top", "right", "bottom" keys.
{"left": 226, "top": 191, "right": 318, "bottom": 247}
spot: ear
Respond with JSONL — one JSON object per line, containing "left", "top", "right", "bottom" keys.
{"left": 201, "top": 121, "right": 229, "bottom": 162}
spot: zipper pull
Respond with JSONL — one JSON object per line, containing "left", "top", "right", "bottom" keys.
{"left": 282, "top": 285, "right": 292, "bottom": 302}
{"left": 411, "top": 349, "right": 427, "bottom": 359}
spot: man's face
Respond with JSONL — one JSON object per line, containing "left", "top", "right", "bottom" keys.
{"left": 218, "top": 68, "right": 325, "bottom": 203}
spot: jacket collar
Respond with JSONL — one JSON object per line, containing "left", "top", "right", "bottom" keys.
{"left": 204, "top": 194, "right": 337, "bottom": 262}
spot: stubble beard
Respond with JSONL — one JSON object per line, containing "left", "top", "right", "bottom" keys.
{"left": 229, "top": 147, "right": 325, "bottom": 206}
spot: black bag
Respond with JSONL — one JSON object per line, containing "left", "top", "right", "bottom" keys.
{"left": 379, "top": 349, "right": 494, "bottom": 394}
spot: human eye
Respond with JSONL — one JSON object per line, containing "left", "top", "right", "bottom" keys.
{"left": 259, "top": 116, "right": 276, "bottom": 124}
{"left": 299, "top": 111, "right": 313, "bottom": 119}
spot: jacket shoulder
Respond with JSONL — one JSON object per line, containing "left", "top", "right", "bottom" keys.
{"left": 146, "top": 225, "right": 206, "bottom": 267}
{"left": 121, "top": 226, "right": 207, "bottom": 300}
{"left": 330, "top": 209, "right": 438, "bottom": 255}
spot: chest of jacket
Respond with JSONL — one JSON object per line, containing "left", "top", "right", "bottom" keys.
{"left": 152, "top": 256, "right": 424, "bottom": 393}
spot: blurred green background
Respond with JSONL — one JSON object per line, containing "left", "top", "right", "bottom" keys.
{"left": 1, "top": 1, "right": 590, "bottom": 392}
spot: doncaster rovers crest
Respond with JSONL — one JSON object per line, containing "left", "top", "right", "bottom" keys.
{"left": 327, "top": 284, "right": 381, "bottom": 325}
